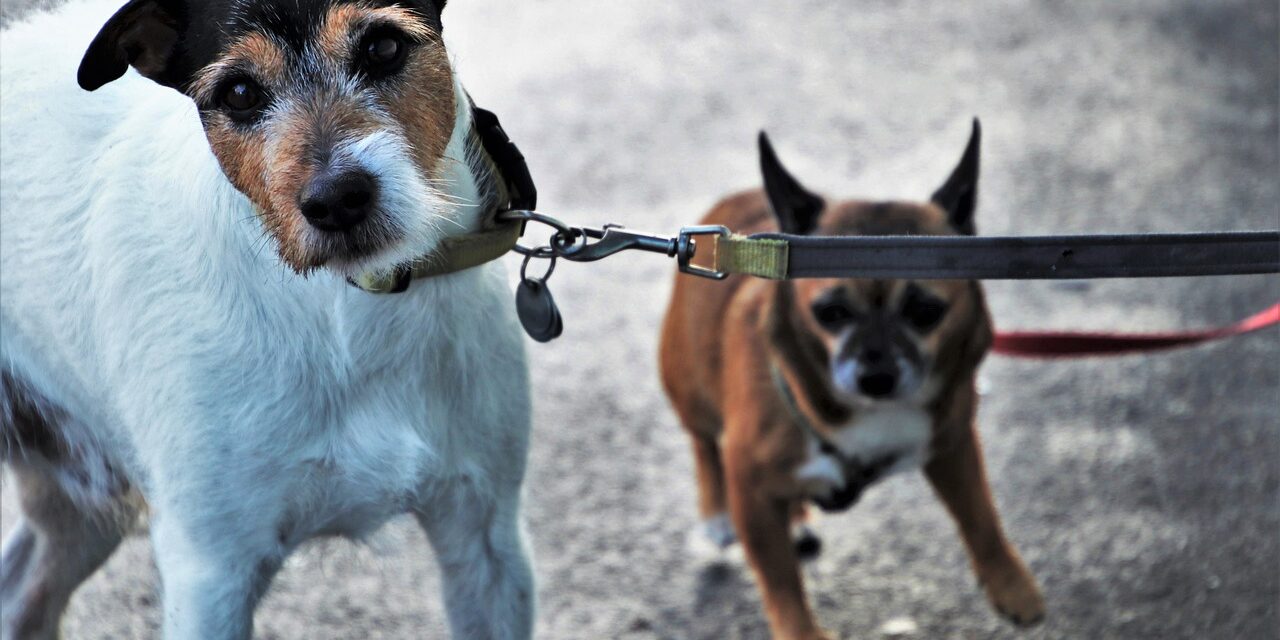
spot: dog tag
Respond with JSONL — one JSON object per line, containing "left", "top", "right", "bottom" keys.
{"left": 516, "top": 277, "right": 563, "bottom": 342}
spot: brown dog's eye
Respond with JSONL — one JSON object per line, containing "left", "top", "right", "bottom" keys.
{"left": 812, "top": 301, "right": 855, "bottom": 331}
{"left": 901, "top": 287, "right": 948, "bottom": 333}
{"left": 360, "top": 30, "right": 410, "bottom": 79}
{"left": 221, "top": 80, "right": 264, "bottom": 119}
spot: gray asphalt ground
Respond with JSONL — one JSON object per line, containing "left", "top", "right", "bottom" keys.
{"left": 3, "top": 1, "right": 1278, "bottom": 638}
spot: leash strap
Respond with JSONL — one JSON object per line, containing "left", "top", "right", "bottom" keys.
{"left": 991, "top": 302, "right": 1280, "bottom": 358}
{"left": 711, "top": 231, "right": 1280, "bottom": 280}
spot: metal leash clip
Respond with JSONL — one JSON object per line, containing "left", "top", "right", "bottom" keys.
{"left": 491, "top": 211, "right": 727, "bottom": 341}
{"left": 674, "top": 225, "right": 731, "bottom": 280}
{"left": 496, "top": 210, "right": 730, "bottom": 279}
{"left": 554, "top": 224, "right": 678, "bottom": 262}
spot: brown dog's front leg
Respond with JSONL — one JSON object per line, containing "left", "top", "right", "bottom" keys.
{"left": 925, "top": 423, "right": 1045, "bottom": 627}
{"left": 725, "top": 442, "right": 831, "bottom": 640}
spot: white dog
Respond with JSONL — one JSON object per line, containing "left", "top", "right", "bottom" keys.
{"left": 0, "top": 1, "right": 536, "bottom": 638}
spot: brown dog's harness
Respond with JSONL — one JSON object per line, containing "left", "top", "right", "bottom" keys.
{"left": 770, "top": 362, "right": 896, "bottom": 512}
{"left": 769, "top": 362, "right": 840, "bottom": 457}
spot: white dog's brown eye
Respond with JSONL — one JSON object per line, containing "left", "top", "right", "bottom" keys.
{"left": 221, "top": 80, "right": 264, "bottom": 118}
{"left": 367, "top": 37, "right": 400, "bottom": 64}
{"left": 360, "top": 30, "right": 409, "bottom": 78}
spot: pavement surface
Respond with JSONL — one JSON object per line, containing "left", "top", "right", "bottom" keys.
{"left": 2, "top": 0, "right": 1278, "bottom": 638}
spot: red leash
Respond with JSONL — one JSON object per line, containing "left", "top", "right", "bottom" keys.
{"left": 992, "top": 302, "right": 1280, "bottom": 358}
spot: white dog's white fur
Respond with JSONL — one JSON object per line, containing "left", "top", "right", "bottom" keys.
{"left": 0, "top": 2, "right": 535, "bottom": 639}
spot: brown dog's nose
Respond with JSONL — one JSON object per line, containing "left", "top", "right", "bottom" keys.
{"left": 299, "top": 169, "right": 377, "bottom": 232}
{"left": 857, "top": 371, "right": 897, "bottom": 398}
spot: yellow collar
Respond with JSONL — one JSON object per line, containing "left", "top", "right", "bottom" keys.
{"left": 352, "top": 101, "right": 536, "bottom": 294}
{"left": 350, "top": 219, "right": 523, "bottom": 292}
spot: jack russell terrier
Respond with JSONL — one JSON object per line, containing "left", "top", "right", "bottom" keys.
{"left": 1, "top": 1, "right": 537, "bottom": 638}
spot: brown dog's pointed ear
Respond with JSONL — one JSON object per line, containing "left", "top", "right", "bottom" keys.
{"left": 931, "top": 119, "right": 981, "bottom": 235}
{"left": 759, "top": 131, "right": 824, "bottom": 235}
{"left": 78, "top": 0, "right": 185, "bottom": 91}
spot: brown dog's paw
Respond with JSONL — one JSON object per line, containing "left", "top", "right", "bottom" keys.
{"left": 774, "top": 623, "right": 836, "bottom": 640}
{"left": 792, "top": 524, "right": 822, "bottom": 561}
{"left": 794, "top": 630, "right": 835, "bottom": 640}
{"left": 983, "top": 569, "right": 1045, "bottom": 627}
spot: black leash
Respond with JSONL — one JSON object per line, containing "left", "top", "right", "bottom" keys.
{"left": 419, "top": 105, "right": 1280, "bottom": 341}
{"left": 499, "top": 211, "right": 1278, "bottom": 341}
{"left": 507, "top": 215, "right": 1279, "bottom": 280}
{"left": 735, "top": 230, "right": 1280, "bottom": 280}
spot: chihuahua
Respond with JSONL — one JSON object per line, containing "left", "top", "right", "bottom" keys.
{"left": 659, "top": 122, "right": 1044, "bottom": 639}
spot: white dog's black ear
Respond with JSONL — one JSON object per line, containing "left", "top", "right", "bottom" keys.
{"left": 431, "top": 0, "right": 447, "bottom": 29}
{"left": 931, "top": 119, "right": 981, "bottom": 236}
{"left": 78, "top": 0, "right": 186, "bottom": 91}
{"left": 412, "top": 0, "right": 446, "bottom": 30}
{"left": 759, "top": 131, "right": 824, "bottom": 235}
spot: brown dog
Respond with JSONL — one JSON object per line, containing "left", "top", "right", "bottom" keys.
{"left": 659, "top": 122, "right": 1044, "bottom": 639}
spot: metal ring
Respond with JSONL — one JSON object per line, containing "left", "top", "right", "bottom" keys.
{"left": 520, "top": 252, "right": 556, "bottom": 282}
{"left": 677, "top": 225, "right": 731, "bottom": 280}
{"left": 498, "top": 210, "right": 576, "bottom": 257}
{"left": 550, "top": 228, "right": 587, "bottom": 256}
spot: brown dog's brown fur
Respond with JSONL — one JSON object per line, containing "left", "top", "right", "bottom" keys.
{"left": 660, "top": 186, "right": 1044, "bottom": 639}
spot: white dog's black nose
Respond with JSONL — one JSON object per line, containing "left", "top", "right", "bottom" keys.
{"left": 299, "top": 169, "right": 377, "bottom": 232}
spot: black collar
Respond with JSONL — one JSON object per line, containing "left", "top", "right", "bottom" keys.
{"left": 471, "top": 103, "right": 537, "bottom": 212}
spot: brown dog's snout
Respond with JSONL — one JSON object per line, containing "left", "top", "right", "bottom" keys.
{"left": 857, "top": 345, "right": 898, "bottom": 398}
{"left": 299, "top": 168, "right": 379, "bottom": 232}
{"left": 837, "top": 331, "right": 904, "bottom": 399}
{"left": 862, "top": 345, "right": 886, "bottom": 364}
{"left": 857, "top": 368, "right": 897, "bottom": 398}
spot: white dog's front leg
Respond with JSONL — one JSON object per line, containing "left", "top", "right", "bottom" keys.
{"left": 415, "top": 484, "right": 535, "bottom": 640}
{"left": 150, "top": 507, "right": 282, "bottom": 640}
